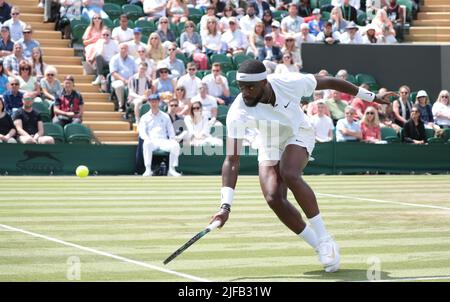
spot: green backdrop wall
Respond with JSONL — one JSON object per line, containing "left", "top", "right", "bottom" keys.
{"left": 0, "top": 143, "right": 449, "bottom": 176}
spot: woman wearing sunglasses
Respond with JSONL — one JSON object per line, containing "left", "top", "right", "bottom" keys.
{"left": 184, "top": 100, "right": 223, "bottom": 147}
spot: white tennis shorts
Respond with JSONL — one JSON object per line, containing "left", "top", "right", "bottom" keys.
{"left": 257, "top": 126, "right": 316, "bottom": 164}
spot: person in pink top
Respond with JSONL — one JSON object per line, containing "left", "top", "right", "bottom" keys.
{"left": 351, "top": 84, "right": 380, "bottom": 120}
{"left": 307, "top": 90, "right": 331, "bottom": 117}
{"left": 82, "top": 13, "right": 104, "bottom": 68}
{"left": 360, "top": 106, "right": 382, "bottom": 143}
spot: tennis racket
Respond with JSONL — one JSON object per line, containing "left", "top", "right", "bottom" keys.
{"left": 163, "top": 220, "right": 221, "bottom": 265}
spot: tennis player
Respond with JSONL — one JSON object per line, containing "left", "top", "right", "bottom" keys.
{"left": 210, "top": 59, "right": 394, "bottom": 273}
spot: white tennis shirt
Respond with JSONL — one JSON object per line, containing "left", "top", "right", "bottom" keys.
{"left": 226, "top": 73, "right": 317, "bottom": 148}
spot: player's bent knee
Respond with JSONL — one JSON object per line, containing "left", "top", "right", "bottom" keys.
{"left": 280, "top": 169, "right": 301, "bottom": 185}
{"left": 264, "top": 192, "right": 284, "bottom": 209}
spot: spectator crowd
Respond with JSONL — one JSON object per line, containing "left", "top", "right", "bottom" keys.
{"left": 2, "top": 0, "right": 450, "bottom": 176}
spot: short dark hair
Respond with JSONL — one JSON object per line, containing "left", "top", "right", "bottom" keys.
{"left": 64, "top": 75, "right": 75, "bottom": 83}
{"left": 238, "top": 59, "right": 266, "bottom": 74}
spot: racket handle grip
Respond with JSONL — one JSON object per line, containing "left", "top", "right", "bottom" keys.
{"left": 207, "top": 220, "right": 222, "bottom": 231}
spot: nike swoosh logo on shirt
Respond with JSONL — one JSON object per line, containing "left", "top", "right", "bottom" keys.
{"left": 284, "top": 102, "right": 291, "bottom": 108}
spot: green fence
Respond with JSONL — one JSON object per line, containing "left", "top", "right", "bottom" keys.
{"left": 0, "top": 142, "right": 449, "bottom": 175}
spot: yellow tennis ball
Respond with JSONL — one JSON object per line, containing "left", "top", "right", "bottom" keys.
{"left": 76, "top": 165, "right": 89, "bottom": 178}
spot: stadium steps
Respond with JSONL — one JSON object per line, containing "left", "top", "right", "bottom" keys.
{"left": 83, "top": 121, "right": 130, "bottom": 131}
{"left": 405, "top": 0, "right": 450, "bottom": 43}
{"left": 14, "top": 0, "right": 138, "bottom": 145}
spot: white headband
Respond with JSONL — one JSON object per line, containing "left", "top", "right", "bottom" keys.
{"left": 236, "top": 71, "right": 267, "bottom": 82}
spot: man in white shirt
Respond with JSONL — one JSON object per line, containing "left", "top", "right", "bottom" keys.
{"left": 201, "top": 63, "right": 230, "bottom": 105}
{"left": 92, "top": 28, "right": 119, "bottom": 85}
{"left": 176, "top": 62, "right": 202, "bottom": 100}
{"left": 138, "top": 93, "right": 181, "bottom": 177}
{"left": 340, "top": 21, "right": 363, "bottom": 44}
{"left": 190, "top": 82, "right": 218, "bottom": 123}
{"left": 221, "top": 17, "right": 249, "bottom": 55}
{"left": 208, "top": 59, "right": 393, "bottom": 274}
{"left": 239, "top": 4, "right": 262, "bottom": 37}
{"left": 280, "top": 3, "right": 304, "bottom": 35}
{"left": 112, "top": 14, "right": 134, "bottom": 44}
{"left": 143, "top": 0, "right": 167, "bottom": 20}
{"left": 128, "top": 62, "right": 153, "bottom": 123}
{"left": 126, "top": 27, "right": 147, "bottom": 58}
{"left": 3, "top": 6, "right": 26, "bottom": 42}
{"left": 336, "top": 106, "right": 362, "bottom": 142}
{"left": 310, "top": 101, "right": 334, "bottom": 142}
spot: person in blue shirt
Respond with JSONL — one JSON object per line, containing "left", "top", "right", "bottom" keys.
{"left": 309, "top": 8, "right": 324, "bottom": 36}
{"left": 3, "top": 77, "right": 23, "bottom": 116}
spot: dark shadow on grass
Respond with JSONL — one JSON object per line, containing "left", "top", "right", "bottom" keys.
{"left": 228, "top": 269, "right": 392, "bottom": 282}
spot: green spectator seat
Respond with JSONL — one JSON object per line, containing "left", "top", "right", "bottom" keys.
{"left": 272, "top": 11, "right": 285, "bottom": 22}
{"left": 319, "top": 0, "right": 332, "bottom": 6}
{"left": 229, "top": 85, "right": 241, "bottom": 99}
{"left": 210, "top": 54, "right": 234, "bottom": 73}
{"left": 176, "top": 53, "right": 190, "bottom": 67}
{"left": 70, "top": 18, "right": 85, "bottom": 29}
{"left": 64, "top": 124, "right": 93, "bottom": 144}
{"left": 217, "top": 105, "right": 229, "bottom": 125}
{"left": 356, "top": 73, "right": 379, "bottom": 91}
{"left": 71, "top": 23, "right": 88, "bottom": 47}
{"left": 195, "top": 22, "right": 201, "bottom": 33}
{"left": 113, "top": 18, "right": 135, "bottom": 28}
{"left": 103, "top": 3, "right": 123, "bottom": 20}
{"left": 233, "top": 53, "right": 253, "bottom": 69}
{"left": 310, "top": 0, "right": 319, "bottom": 9}
{"left": 189, "top": 14, "right": 202, "bottom": 25}
{"left": 121, "top": 4, "right": 144, "bottom": 21}
{"left": 102, "top": 18, "right": 114, "bottom": 30}
{"left": 397, "top": 0, "right": 413, "bottom": 22}
{"left": 135, "top": 20, "right": 157, "bottom": 33}
{"left": 381, "top": 127, "right": 400, "bottom": 142}
{"left": 409, "top": 91, "right": 418, "bottom": 103}
{"left": 176, "top": 22, "right": 186, "bottom": 37}
{"left": 443, "top": 128, "right": 450, "bottom": 141}
{"left": 43, "top": 123, "right": 65, "bottom": 143}
{"left": 195, "top": 70, "right": 205, "bottom": 78}
{"left": 141, "top": 34, "right": 149, "bottom": 43}
{"left": 105, "top": 0, "right": 127, "bottom": 5}
{"left": 226, "top": 70, "right": 237, "bottom": 87}
{"left": 188, "top": 7, "right": 203, "bottom": 16}
{"left": 346, "top": 74, "right": 358, "bottom": 85}
{"left": 356, "top": 10, "right": 367, "bottom": 26}
{"left": 32, "top": 102, "right": 51, "bottom": 122}
{"left": 140, "top": 103, "right": 150, "bottom": 117}
{"left": 321, "top": 11, "right": 330, "bottom": 22}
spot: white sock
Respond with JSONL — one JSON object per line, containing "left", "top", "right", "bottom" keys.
{"left": 298, "top": 225, "right": 319, "bottom": 249}
{"left": 309, "top": 213, "right": 330, "bottom": 241}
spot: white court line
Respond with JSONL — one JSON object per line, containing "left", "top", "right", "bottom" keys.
{"left": 0, "top": 224, "right": 211, "bottom": 282}
{"left": 317, "top": 193, "right": 450, "bottom": 211}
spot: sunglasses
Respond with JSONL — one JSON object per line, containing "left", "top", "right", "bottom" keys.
{"left": 411, "top": 110, "right": 419, "bottom": 113}
{"left": 400, "top": 91, "right": 409, "bottom": 94}
{"left": 150, "top": 37, "right": 159, "bottom": 40}
{"left": 176, "top": 88, "right": 185, "bottom": 91}
{"left": 442, "top": 95, "right": 449, "bottom": 98}
{"left": 159, "top": 70, "right": 168, "bottom": 74}
{"left": 103, "top": 34, "right": 110, "bottom": 36}
{"left": 366, "top": 112, "right": 375, "bottom": 115}
{"left": 192, "top": 107, "right": 201, "bottom": 110}
{"left": 20, "top": 67, "right": 31, "bottom": 70}
{"left": 188, "top": 68, "right": 196, "bottom": 71}
{"left": 12, "top": 13, "right": 19, "bottom": 15}
{"left": 46, "top": 73, "right": 55, "bottom": 76}
{"left": 160, "top": 21, "right": 168, "bottom": 24}
{"left": 283, "top": 56, "right": 291, "bottom": 59}
{"left": 170, "top": 104, "right": 179, "bottom": 107}
{"left": 168, "top": 48, "right": 176, "bottom": 51}
{"left": 93, "top": 17, "right": 101, "bottom": 20}
{"left": 185, "top": 25, "right": 194, "bottom": 28}
{"left": 212, "top": 69, "right": 220, "bottom": 72}
{"left": 10, "top": 83, "right": 19, "bottom": 86}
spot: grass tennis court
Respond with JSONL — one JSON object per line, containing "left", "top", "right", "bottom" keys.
{"left": 1, "top": 175, "right": 449, "bottom": 282}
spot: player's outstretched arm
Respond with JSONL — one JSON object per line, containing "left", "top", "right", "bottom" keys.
{"left": 315, "top": 76, "right": 397, "bottom": 105}
{"left": 209, "top": 137, "right": 243, "bottom": 228}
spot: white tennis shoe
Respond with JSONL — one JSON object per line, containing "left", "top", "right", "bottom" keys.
{"left": 316, "top": 236, "right": 340, "bottom": 273}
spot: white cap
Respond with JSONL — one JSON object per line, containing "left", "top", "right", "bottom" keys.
{"left": 416, "top": 90, "right": 428, "bottom": 98}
